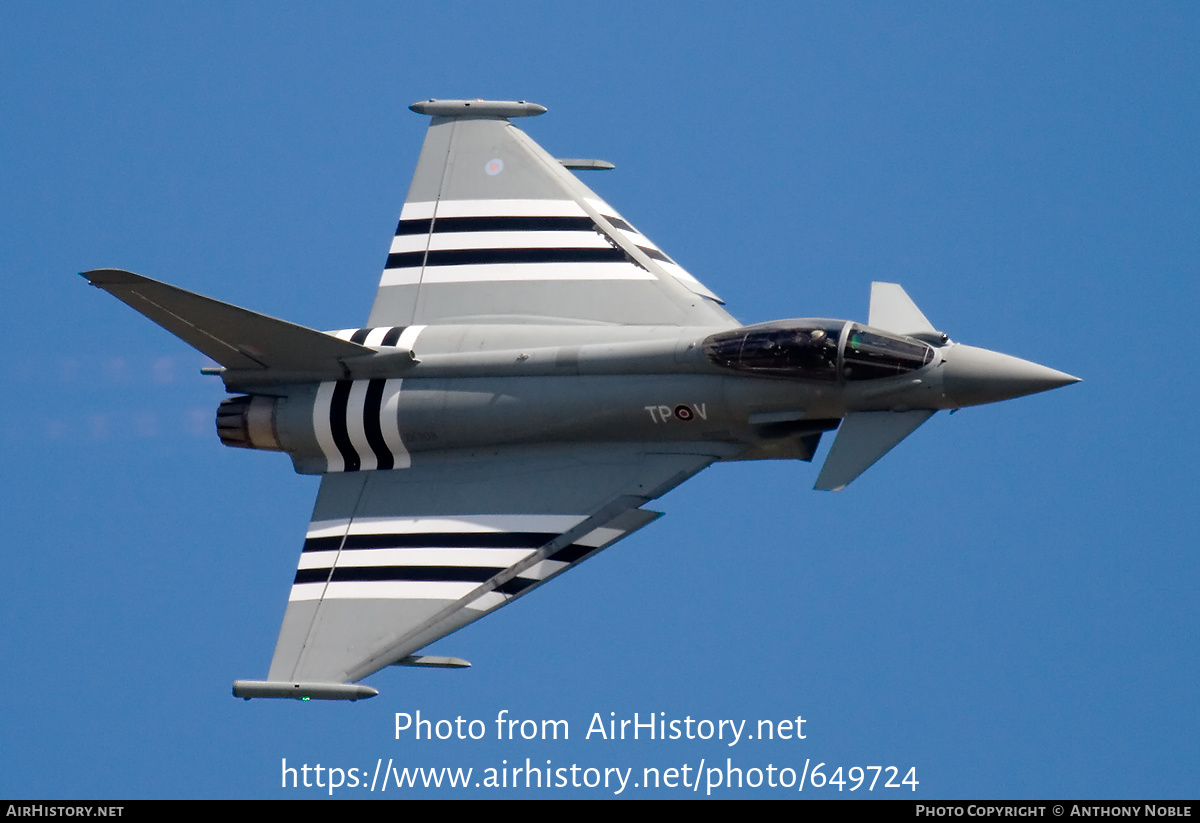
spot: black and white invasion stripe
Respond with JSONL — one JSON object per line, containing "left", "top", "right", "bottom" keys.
{"left": 290, "top": 515, "right": 627, "bottom": 609}
{"left": 312, "top": 325, "right": 423, "bottom": 472}
{"left": 330, "top": 325, "right": 421, "bottom": 348}
{"left": 379, "top": 198, "right": 698, "bottom": 288}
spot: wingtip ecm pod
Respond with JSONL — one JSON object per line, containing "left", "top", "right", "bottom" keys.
{"left": 232, "top": 680, "right": 379, "bottom": 701}
{"left": 409, "top": 99, "right": 547, "bottom": 118}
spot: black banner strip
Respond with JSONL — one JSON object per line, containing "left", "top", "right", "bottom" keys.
{"left": 328, "top": 380, "right": 359, "bottom": 472}
{"left": 397, "top": 216, "right": 598, "bottom": 235}
{"left": 386, "top": 247, "right": 627, "bottom": 270}
{"left": 303, "top": 532, "right": 563, "bottom": 552}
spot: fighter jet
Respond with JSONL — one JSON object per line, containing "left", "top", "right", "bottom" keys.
{"left": 84, "top": 99, "right": 1078, "bottom": 701}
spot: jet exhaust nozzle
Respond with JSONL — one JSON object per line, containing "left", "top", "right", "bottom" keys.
{"left": 216, "top": 395, "right": 283, "bottom": 451}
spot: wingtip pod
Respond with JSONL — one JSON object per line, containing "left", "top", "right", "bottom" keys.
{"left": 409, "top": 99, "right": 547, "bottom": 118}
{"left": 232, "top": 680, "right": 379, "bottom": 701}
{"left": 80, "top": 268, "right": 139, "bottom": 286}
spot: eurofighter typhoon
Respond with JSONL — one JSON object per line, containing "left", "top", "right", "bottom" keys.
{"left": 84, "top": 99, "right": 1078, "bottom": 701}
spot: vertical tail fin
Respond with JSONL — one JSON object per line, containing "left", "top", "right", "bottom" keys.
{"left": 82, "top": 269, "right": 371, "bottom": 371}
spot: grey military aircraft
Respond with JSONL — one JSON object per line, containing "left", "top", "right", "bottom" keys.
{"left": 84, "top": 99, "right": 1078, "bottom": 701}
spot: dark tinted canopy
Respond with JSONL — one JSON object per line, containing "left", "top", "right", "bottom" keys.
{"left": 703, "top": 321, "right": 933, "bottom": 381}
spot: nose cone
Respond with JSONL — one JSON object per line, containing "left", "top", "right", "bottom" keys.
{"left": 941, "top": 344, "right": 1080, "bottom": 407}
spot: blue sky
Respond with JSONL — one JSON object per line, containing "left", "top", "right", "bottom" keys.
{"left": 2, "top": 2, "right": 1197, "bottom": 799}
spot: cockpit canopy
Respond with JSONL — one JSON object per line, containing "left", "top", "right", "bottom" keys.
{"left": 702, "top": 320, "right": 934, "bottom": 381}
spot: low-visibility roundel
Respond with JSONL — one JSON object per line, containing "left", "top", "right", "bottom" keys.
{"left": 484, "top": 158, "right": 504, "bottom": 176}
{"left": 673, "top": 404, "right": 693, "bottom": 421}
